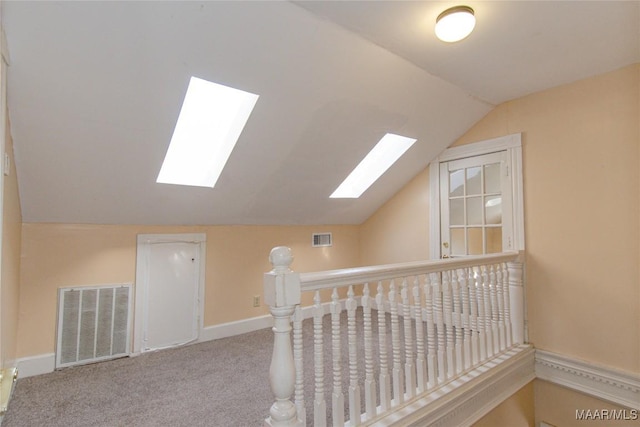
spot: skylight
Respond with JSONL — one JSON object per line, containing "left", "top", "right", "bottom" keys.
{"left": 156, "top": 76, "right": 259, "bottom": 188}
{"left": 330, "top": 133, "right": 417, "bottom": 199}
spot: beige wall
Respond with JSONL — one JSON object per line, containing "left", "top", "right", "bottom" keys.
{"left": 359, "top": 166, "right": 430, "bottom": 265}
{"left": 1, "top": 120, "right": 22, "bottom": 368}
{"left": 534, "top": 380, "right": 638, "bottom": 427}
{"left": 456, "top": 64, "right": 640, "bottom": 373}
{"left": 472, "top": 381, "right": 534, "bottom": 427}
{"left": 360, "top": 64, "right": 640, "bottom": 374}
{"left": 17, "top": 223, "right": 359, "bottom": 357}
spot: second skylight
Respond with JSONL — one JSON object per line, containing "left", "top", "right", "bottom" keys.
{"left": 330, "top": 133, "right": 417, "bottom": 198}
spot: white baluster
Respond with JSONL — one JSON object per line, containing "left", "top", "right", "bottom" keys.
{"left": 482, "top": 266, "right": 494, "bottom": 358}
{"left": 293, "top": 305, "right": 305, "bottom": 425}
{"left": 361, "top": 284, "right": 377, "bottom": 420}
{"left": 389, "top": 280, "right": 404, "bottom": 405}
{"left": 489, "top": 265, "right": 500, "bottom": 355}
{"left": 313, "top": 292, "right": 326, "bottom": 427}
{"left": 502, "top": 262, "right": 513, "bottom": 348}
{"left": 475, "top": 267, "right": 487, "bottom": 362}
{"left": 376, "top": 282, "right": 391, "bottom": 411}
{"left": 495, "top": 265, "right": 506, "bottom": 352}
{"left": 451, "top": 271, "right": 463, "bottom": 375}
{"left": 413, "top": 277, "right": 427, "bottom": 393}
{"left": 442, "top": 271, "right": 455, "bottom": 378}
{"left": 401, "top": 279, "right": 415, "bottom": 398}
{"left": 346, "top": 286, "right": 361, "bottom": 426}
{"left": 468, "top": 268, "right": 479, "bottom": 366}
{"left": 330, "top": 288, "right": 344, "bottom": 427}
{"left": 424, "top": 275, "right": 437, "bottom": 389}
{"left": 432, "top": 273, "right": 446, "bottom": 383}
{"left": 508, "top": 258, "right": 525, "bottom": 345}
{"left": 264, "top": 247, "right": 302, "bottom": 427}
{"left": 459, "top": 268, "right": 472, "bottom": 371}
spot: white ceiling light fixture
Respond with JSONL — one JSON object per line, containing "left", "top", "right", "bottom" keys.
{"left": 330, "top": 133, "right": 417, "bottom": 199}
{"left": 435, "top": 5, "right": 476, "bottom": 43}
{"left": 157, "top": 76, "right": 259, "bottom": 188}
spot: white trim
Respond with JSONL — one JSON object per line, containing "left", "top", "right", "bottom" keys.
{"left": 15, "top": 303, "right": 332, "bottom": 377}
{"left": 535, "top": 349, "right": 640, "bottom": 410}
{"left": 199, "top": 315, "right": 273, "bottom": 342}
{"left": 134, "top": 233, "right": 206, "bottom": 354}
{"left": 510, "top": 144, "right": 525, "bottom": 252}
{"left": 429, "top": 133, "right": 524, "bottom": 259}
{"left": 198, "top": 297, "right": 363, "bottom": 342}
{"left": 16, "top": 353, "right": 55, "bottom": 378}
{"left": 135, "top": 233, "right": 206, "bottom": 245}
{"left": 436, "top": 133, "right": 522, "bottom": 163}
{"left": 429, "top": 162, "right": 440, "bottom": 260}
{"left": 377, "top": 345, "right": 535, "bottom": 426}
{"left": 300, "top": 252, "right": 520, "bottom": 291}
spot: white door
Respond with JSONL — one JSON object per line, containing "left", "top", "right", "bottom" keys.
{"left": 440, "top": 151, "right": 513, "bottom": 258}
{"left": 134, "top": 234, "right": 205, "bottom": 353}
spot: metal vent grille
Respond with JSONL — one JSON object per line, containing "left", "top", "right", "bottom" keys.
{"left": 56, "top": 284, "right": 132, "bottom": 368}
{"left": 312, "top": 232, "right": 332, "bottom": 247}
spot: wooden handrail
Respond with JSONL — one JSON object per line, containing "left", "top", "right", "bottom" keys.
{"left": 299, "top": 251, "right": 522, "bottom": 291}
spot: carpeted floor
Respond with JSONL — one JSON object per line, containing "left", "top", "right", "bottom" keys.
{"left": 3, "top": 327, "right": 275, "bottom": 427}
{"left": 3, "top": 310, "right": 403, "bottom": 427}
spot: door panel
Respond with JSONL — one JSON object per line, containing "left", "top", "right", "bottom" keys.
{"left": 144, "top": 242, "right": 199, "bottom": 351}
{"left": 440, "top": 151, "right": 512, "bottom": 257}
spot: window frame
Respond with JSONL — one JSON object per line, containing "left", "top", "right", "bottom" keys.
{"left": 429, "top": 133, "right": 524, "bottom": 259}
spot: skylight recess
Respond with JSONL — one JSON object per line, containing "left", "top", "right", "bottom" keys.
{"left": 330, "top": 133, "right": 417, "bottom": 199}
{"left": 157, "top": 76, "right": 259, "bottom": 188}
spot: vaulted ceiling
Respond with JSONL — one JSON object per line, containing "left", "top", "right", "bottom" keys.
{"left": 3, "top": 1, "right": 639, "bottom": 225}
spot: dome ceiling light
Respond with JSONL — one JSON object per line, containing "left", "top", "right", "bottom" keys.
{"left": 435, "top": 5, "right": 476, "bottom": 43}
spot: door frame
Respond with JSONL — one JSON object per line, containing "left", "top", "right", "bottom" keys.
{"left": 429, "top": 133, "right": 524, "bottom": 259}
{"left": 133, "top": 233, "right": 206, "bottom": 354}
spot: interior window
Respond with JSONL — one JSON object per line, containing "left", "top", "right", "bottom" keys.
{"left": 429, "top": 133, "right": 524, "bottom": 259}
{"left": 440, "top": 151, "right": 512, "bottom": 257}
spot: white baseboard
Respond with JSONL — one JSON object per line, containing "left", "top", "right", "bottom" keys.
{"left": 16, "top": 353, "right": 55, "bottom": 378}
{"left": 197, "top": 298, "right": 360, "bottom": 343}
{"left": 198, "top": 314, "right": 273, "bottom": 342}
{"left": 535, "top": 349, "right": 640, "bottom": 410}
{"left": 15, "top": 303, "right": 336, "bottom": 378}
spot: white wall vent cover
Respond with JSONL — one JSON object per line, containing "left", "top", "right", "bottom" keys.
{"left": 312, "top": 232, "right": 332, "bottom": 247}
{"left": 56, "top": 284, "right": 132, "bottom": 369}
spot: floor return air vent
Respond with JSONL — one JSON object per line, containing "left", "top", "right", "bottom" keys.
{"left": 56, "top": 284, "right": 132, "bottom": 369}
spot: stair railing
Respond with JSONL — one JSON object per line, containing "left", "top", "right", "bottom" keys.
{"left": 263, "top": 246, "right": 525, "bottom": 427}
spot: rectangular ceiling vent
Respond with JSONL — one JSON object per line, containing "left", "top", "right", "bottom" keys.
{"left": 312, "top": 232, "right": 332, "bottom": 247}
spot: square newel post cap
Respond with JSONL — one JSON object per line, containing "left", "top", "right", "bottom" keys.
{"left": 264, "top": 246, "right": 301, "bottom": 307}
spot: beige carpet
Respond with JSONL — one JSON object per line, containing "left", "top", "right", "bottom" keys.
{"left": 4, "top": 310, "right": 402, "bottom": 426}
{"left": 3, "top": 327, "right": 275, "bottom": 427}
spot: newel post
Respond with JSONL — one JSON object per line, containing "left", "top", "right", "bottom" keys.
{"left": 264, "top": 247, "right": 302, "bottom": 427}
{"left": 507, "top": 253, "right": 526, "bottom": 345}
